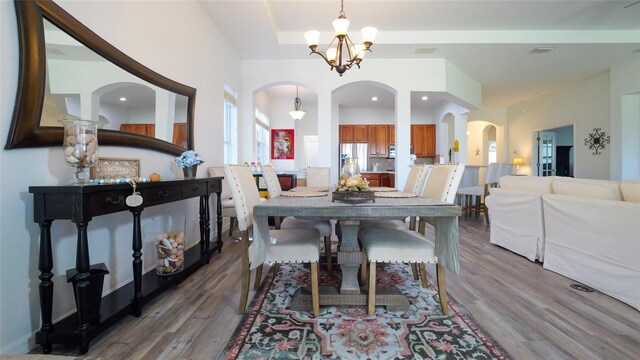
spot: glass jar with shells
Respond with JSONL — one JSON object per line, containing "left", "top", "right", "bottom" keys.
{"left": 60, "top": 119, "right": 100, "bottom": 183}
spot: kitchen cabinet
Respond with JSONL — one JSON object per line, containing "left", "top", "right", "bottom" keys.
{"left": 361, "top": 172, "right": 395, "bottom": 188}
{"left": 389, "top": 125, "right": 395, "bottom": 145}
{"left": 339, "top": 125, "right": 368, "bottom": 143}
{"left": 411, "top": 124, "right": 436, "bottom": 157}
{"left": 120, "top": 123, "right": 187, "bottom": 148}
{"left": 368, "top": 125, "right": 389, "bottom": 157}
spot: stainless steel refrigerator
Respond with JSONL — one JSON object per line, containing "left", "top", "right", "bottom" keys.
{"left": 339, "top": 143, "right": 368, "bottom": 174}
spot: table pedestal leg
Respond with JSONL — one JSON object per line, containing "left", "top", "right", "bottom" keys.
{"left": 290, "top": 219, "right": 409, "bottom": 312}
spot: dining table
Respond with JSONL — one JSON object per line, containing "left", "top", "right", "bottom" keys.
{"left": 252, "top": 193, "right": 462, "bottom": 311}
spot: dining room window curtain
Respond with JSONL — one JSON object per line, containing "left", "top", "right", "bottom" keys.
{"left": 224, "top": 84, "right": 238, "bottom": 164}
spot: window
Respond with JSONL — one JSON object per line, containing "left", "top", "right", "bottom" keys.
{"left": 223, "top": 85, "right": 238, "bottom": 164}
{"left": 255, "top": 109, "right": 270, "bottom": 163}
{"left": 487, "top": 141, "right": 497, "bottom": 164}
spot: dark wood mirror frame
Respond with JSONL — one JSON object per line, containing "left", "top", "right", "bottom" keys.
{"left": 5, "top": 0, "right": 196, "bottom": 155}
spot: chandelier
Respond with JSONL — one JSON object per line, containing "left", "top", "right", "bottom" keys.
{"left": 289, "top": 86, "right": 306, "bottom": 120}
{"left": 304, "top": 0, "right": 377, "bottom": 76}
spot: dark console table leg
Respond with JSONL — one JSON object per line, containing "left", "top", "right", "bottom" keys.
{"left": 216, "top": 190, "right": 222, "bottom": 252}
{"left": 74, "top": 222, "right": 91, "bottom": 354}
{"left": 130, "top": 208, "right": 143, "bottom": 317}
{"left": 199, "top": 196, "right": 207, "bottom": 255}
{"left": 37, "top": 220, "right": 54, "bottom": 354}
{"left": 203, "top": 195, "right": 211, "bottom": 256}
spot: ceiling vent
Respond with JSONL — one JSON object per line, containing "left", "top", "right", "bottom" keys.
{"left": 414, "top": 48, "right": 437, "bottom": 54}
{"left": 530, "top": 47, "right": 557, "bottom": 54}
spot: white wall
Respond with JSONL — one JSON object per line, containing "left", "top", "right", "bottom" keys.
{"left": 466, "top": 107, "right": 508, "bottom": 167}
{"left": 507, "top": 72, "right": 610, "bottom": 179}
{"left": 240, "top": 59, "right": 481, "bottom": 189}
{"left": 0, "top": 0, "right": 241, "bottom": 353}
{"left": 339, "top": 108, "right": 395, "bottom": 124}
{"left": 610, "top": 58, "right": 640, "bottom": 180}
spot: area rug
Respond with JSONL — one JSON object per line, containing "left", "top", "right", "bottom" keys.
{"left": 220, "top": 263, "right": 510, "bottom": 360}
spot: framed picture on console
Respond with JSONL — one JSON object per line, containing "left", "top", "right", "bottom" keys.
{"left": 271, "top": 129, "right": 294, "bottom": 159}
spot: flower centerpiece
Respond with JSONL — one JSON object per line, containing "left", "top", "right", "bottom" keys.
{"left": 333, "top": 173, "right": 375, "bottom": 204}
{"left": 175, "top": 150, "right": 203, "bottom": 179}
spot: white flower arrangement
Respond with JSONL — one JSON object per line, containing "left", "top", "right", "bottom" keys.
{"left": 175, "top": 150, "right": 204, "bottom": 168}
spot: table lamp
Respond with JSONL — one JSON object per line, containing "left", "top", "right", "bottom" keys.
{"left": 513, "top": 157, "right": 524, "bottom": 175}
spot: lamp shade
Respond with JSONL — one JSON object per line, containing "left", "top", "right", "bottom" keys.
{"left": 332, "top": 17, "right": 350, "bottom": 36}
{"left": 289, "top": 110, "right": 306, "bottom": 120}
{"left": 361, "top": 27, "right": 378, "bottom": 44}
{"left": 304, "top": 30, "right": 320, "bottom": 47}
{"left": 513, "top": 157, "right": 525, "bottom": 166}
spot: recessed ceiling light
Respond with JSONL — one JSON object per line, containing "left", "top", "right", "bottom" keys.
{"left": 421, "top": 96, "right": 428, "bottom": 101}
{"left": 119, "top": 97, "right": 127, "bottom": 101}
{"left": 371, "top": 96, "right": 378, "bottom": 102}
{"left": 530, "top": 47, "right": 557, "bottom": 54}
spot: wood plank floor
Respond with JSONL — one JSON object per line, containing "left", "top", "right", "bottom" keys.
{"left": 39, "top": 217, "right": 640, "bottom": 359}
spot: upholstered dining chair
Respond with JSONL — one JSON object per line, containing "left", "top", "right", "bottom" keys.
{"left": 456, "top": 162, "right": 500, "bottom": 223}
{"left": 262, "top": 165, "right": 334, "bottom": 273}
{"left": 223, "top": 164, "right": 320, "bottom": 316}
{"left": 360, "top": 226, "right": 448, "bottom": 316}
{"left": 207, "top": 166, "right": 237, "bottom": 236}
{"left": 360, "top": 163, "right": 465, "bottom": 316}
{"left": 306, "top": 167, "right": 331, "bottom": 188}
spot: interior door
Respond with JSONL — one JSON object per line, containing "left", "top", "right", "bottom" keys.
{"left": 537, "top": 131, "right": 556, "bottom": 176}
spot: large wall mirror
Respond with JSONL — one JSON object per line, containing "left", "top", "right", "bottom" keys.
{"left": 6, "top": 0, "right": 196, "bottom": 155}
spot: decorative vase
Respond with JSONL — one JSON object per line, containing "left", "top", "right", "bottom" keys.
{"left": 342, "top": 157, "right": 359, "bottom": 177}
{"left": 60, "top": 119, "right": 100, "bottom": 184}
{"left": 182, "top": 165, "right": 197, "bottom": 179}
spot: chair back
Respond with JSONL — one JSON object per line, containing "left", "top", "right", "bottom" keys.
{"left": 421, "top": 163, "right": 466, "bottom": 203}
{"left": 306, "top": 167, "right": 330, "bottom": 187}
{"left": 208, "top": 166, "right": 232, "bottom": 200}
{"left": 261, "top": 165, "right": 282, "bottom": 198}
{"left": 223, "top": 165, "right": 262, "bottom": 231}
{"left": 404, "top": 164, "right": 431, "bottom": 194}
{"left": 484, "top": 163, "right": 501, "bottom": 184}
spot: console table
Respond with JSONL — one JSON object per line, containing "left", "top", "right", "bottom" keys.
{"left": 29, "top": 177, "right": 223, "bottom": 354}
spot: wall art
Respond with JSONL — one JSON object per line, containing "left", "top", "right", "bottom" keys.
{"left": 584, "top": 128, "right": 610, "bottom": 155}
{"left": 271, "top": 129, "right": 294, "bottom": 159}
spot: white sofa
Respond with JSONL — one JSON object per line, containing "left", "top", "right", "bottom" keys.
{"left": 486, "top": 176, "right": 640, "bottom": 310}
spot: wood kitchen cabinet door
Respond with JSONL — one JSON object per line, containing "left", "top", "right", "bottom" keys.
{"left": 353, "top": 125, "right": 368, "bottom": 143}
{"left": 340, "top": 125, "right": 368, "bottom": 143}
{"left": 411, "top": 124, "right": 436, "bottom": 157}
{"left": 339, "top": 125, "right": 354, "bottom": 143}
{"left": 361, "top": 173, "right": 380, "bottom": 187}
{"left": 389, "top": 125, "right": 395, "bottom": 145}
{"left": 120, "top": 124, "right": 153, "bottom": 137}
{"left": 368, "top": 125, "right": 389, "bottom": 157}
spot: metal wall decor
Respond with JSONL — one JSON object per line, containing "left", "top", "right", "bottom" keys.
{"left": 584, "top": 128, "right": 610, "bottom": 155}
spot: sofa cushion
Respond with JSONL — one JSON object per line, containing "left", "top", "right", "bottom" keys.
{"left": 499, "top": 175, "right": 555, "bottom": 194}
{"left": 620, "top": 182, "right": 640, "bottom": 203}
{"left": 552, "top": 179, "right": 622, "bottom": 201}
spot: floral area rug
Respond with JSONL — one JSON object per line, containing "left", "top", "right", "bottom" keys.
{"left": 220, "top": 263, "right": 510, "bottom": 360}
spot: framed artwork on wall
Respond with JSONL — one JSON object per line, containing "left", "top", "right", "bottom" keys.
{"left": 271, "top": 129, "right": 295, "bottom": 159}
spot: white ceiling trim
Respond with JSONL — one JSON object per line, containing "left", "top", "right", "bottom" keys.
{"left": 279, "top": 30, "right": 640, "bottom": 45}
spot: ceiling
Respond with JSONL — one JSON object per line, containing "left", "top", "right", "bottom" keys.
{"left": 200, "top": 0, "right": 640, "bottom": 109}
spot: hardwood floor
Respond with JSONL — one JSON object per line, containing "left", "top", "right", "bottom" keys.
{"left": 40, "top": 218, "right": 639, "bottom": 359}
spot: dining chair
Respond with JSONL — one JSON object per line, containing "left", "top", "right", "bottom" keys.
{"left": 360, "top": 162, "right": 464, "bottom": 316}
{"left": 456, "top": 162, "right": 500, "bottom": 223}
{"left": 360, "top": 226, "right": 448, "bottom": 316}
{"left": 207, "top": 166, "right": 238, "bottom": 236}
{"left": 306, "top": 167, "right": 331, "bottom": 188}
{"left": 262, "top": 165, "right": 334, "bottom": 273}
{"left": 223, "top": 164, "right": 320, "bottom": 316}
